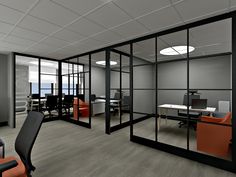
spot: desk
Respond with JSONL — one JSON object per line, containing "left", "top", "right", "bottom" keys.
{"left": 158, "top": 104, "right": 216, "bottom": 131}
{"left": 95, "top": 98, "right": 121, "bottom": 116}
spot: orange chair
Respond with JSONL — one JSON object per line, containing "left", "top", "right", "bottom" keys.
{"left": 73, "top": 98, "right": 89, "bottom": 119}
{"left": 0, "top": 111, "right": 44, "bottom": 177}
{"left": 197, "top": 112, "right": 231, "bottom": 158}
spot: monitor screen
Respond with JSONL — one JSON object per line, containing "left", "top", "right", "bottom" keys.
{"left": 192, "top": 99, "right": 207, "bottom": 109}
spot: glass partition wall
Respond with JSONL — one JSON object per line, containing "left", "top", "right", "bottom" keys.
{"left": 128, "top": 17, "right": 235, "bottom": 172}
{"left": 15, "top": 54, "right": 60, "bottom": 123}
{"left": 61, "top": 58, "right": 89, "bottom": 128}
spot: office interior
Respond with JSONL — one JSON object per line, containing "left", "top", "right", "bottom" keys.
{"left": 10, "top": 16, "right": 236, "bottom": 172}
{"left": 0, "top": 1, "right": 236, "bottom": 175}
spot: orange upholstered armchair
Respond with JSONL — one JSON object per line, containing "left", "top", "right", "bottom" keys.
{"left": 73, "top": 98, "right": 89, "bottom": 119}
{"left": 197, "top": 112, "right": 232, "bottom": 158}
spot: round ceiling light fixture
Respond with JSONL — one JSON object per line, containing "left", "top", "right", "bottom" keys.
{"left": 96, "top": 61, "right": 117, "bottom": 66}
{"left": 160, "top": 46, "right": 195, "bottom": 56}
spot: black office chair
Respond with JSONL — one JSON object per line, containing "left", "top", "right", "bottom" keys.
{"left": 178, "top": 94, "right": 201, "bottom": 128}
{"left": 121, "top": 96, "right": 130, "bottom": 113}
{"left": 0, "top": 111, "right": 44, "bottom": 177}
{"left": 42, "top": 95, "right": 58, "bottom": 118}
{"left": 62, "top": 95, "right": 74, "bottom": 115}
{"left": 110, "top": 92, "right": 121, "bottom": 115}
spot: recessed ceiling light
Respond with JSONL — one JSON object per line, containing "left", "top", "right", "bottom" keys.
{"left": 160, "top": 46, "right": 195, "bottom": 56}
{"left": 96, "top": 61, "right": 117, "bottom": 66}
{"left": 30, "top": 61, "right": 54, "bottom": 66}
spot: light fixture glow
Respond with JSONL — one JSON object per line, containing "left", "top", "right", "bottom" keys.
{"left": 30, "top": 61, "right": 54, "bottom": 66}
{"left": 96, "top": 60, "right": 117, "bottom": 66}
{"left": 160, "top": 46, "right": 195, "bottom": 56}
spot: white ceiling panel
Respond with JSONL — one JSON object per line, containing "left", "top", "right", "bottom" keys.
{"left": 25, "top": 43, "right": 60, "bottom": 54}
{"left": 66, "top": 17, "right": 105, "bottom": 36}
{"left": 11, "top": 27, "right": 46, "bottom": 41}
{"left": 138, "top": 6, "right": 182, "bottom": 31}
{"left": 40, "top": 36, "right": 70, "bottom": 48}
{"left": 0, "top": 0, "right": 37, "bottom": 12}
{"left": 18, "top": 15, "right": 61, "bottom": 35}
{"left": 86, "top": 3, "right": 131, "bottom": 29}
{"left": 3, "top": 35, "right": 35, "bottom": 47}
{"left": 112, "top": 20, "right": 149, "bottom": 38}
{"left": 174, "top": 0, "right": 229, "bottom": 22}
{"left": 231, "top": 0, "right": 236, "bottom": 8}
{"left": 0, "top": 41, "right": 27, "bottom": 51}
{"left": 92, "top": 30, "right": 123, "bottom": 44}
{"left": 52, "top": 0, "right": 105, "bottom": 15}
{"left": 0, "top": 21, "right": 14, "bottom": 33}
{"left": 30, "top": 0, "right": 79, "bottom": 27}
{"left": 52, "top": 29, "right": 85, "bottom": 43}
{"left": 79, "top": 38, "right": 105, "bottom": 48}
{"left": 0, "top": 4, "right": 24, "bottom": 24}
{"left": 114, "top": 0, "right": 171, "bottom": 18}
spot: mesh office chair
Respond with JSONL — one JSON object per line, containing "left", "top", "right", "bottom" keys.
{"left": 0, "top": 111, "right": 44, "bottom": 177}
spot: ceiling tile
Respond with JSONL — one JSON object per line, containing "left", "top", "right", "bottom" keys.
{"left": 0, "top": 0, "right": 37, "bottom": 12}
{"left": 230, "top": 0, "right": 236, "bottom": 8}
{"left": 18, "top": 15, "right": 61, "bottom": 35}
{"left": 11, "top": 27, "right": 46, "bottom": 41}
{"left": 3, "top": 35, "right": 35, "bottom": 47}
{"left": 79, "top": 38, "right": 104, "bottom": 48}
{"left": 86, "top": 3, "right": 131, "bottom": 29}
{"left": 138, "top": 6, "right": 182, "bottom": 31}
{"left": 0, "top": 41, "right": 27, "bottom": 51}
{"left": 92, "top": 30, "right": 123, "bottom": 44}
{"left": 114, "top": 0, "right": 170, "bottom": 18}
{"left": 112, "top": 20, "right": 149, "bottom": 38}
{"left": 174, "top": 0, "right": 229, "bottom": 22}
{"left": 66, "top": 17, "right": 106, "bottom": 36}
{"left": 0, "top": 21, "right": 14, "bottom": 33}
{"left": 52, "top": 29, "right": 85, "bottom": 43}
{"left": 51, "top": 0, "right": 105, "bottom": 15}
{"left": 30, "top": 0, "right": 79, "bottom": 27}
{"left": 0, "top": 4, "right": 24, "bottom": 24}
{"left": 40, "top": 36, "right": 70, "bottom": 48}
{"left": 25, "top": 43, "right": 60, "bottom": 54}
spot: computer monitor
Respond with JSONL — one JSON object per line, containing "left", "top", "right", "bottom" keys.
{"left": 91, "top": 94, "right": 96, "bottom": 101}
{"left": 183, "top": 94, "right": 200, "bottom": 106}
{"left": 192, "top": 99, "right": 207, "bottom": 109}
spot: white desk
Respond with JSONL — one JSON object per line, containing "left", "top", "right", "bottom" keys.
{"left": 92, "top": 99, "right": 121, "bottom": 116}
{"left": 158, "top": 104, "right": 216, "bottom": 130}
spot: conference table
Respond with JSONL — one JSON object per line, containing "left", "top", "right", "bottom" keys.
{"left": 158, "top": 104, "right": 216, "bottom": 131}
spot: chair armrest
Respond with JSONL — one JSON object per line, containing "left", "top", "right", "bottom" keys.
{"left": 200, "top": 116, "right": 222, "bottom": 123}
{"left": 0, "top": 160, "right": 18, "bottom": 173}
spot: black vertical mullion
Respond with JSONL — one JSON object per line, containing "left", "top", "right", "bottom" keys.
{"left": 38, "top": 59, "right": 41, "bottom": 112}
{"left": 72, "top": 64, "right": 74, "bottom": 96}
{"left": 58, "top": 61, "right": 62, "bottom": 119}
{"left": 13, "top": 53, "right": 16, "bottom": 128}
{"left": 120, "top": 53, "right": 122, "bottom": 125}
{"left": 105, "top": 49, "right": 111, "bottom": 134}
{"left": 155, "top": 36, "right": 158, "bottom": 142}
{"left": 130, "top": 43, "right": 134, "bottom": 139}
{"left": 187, "top": 29, "right": 190, "bottom": 150}
{"left": 68, "top": 63, "right": 70, "bottom": 95}
{"left": 89, "top": 54, "right": 92, "bottom": 127}
{"left": 232, "top": 15, "right": 236, "bottom": 167}
{"left": 51, "top": 83, "right": 53, "bottom": 95}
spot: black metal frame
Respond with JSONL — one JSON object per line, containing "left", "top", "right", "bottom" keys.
{"left": 13, "top": 52, "right": 60, "bottom": 123}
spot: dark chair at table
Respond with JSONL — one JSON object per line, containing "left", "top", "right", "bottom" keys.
{"left": 62, "top": 95, "right": 74, "bottom": 115}
{"left": 0, "top": 111, "right": 44, "bottom": 177}
{"left": 42, "top": 95, "right": 58, "bottom": 118}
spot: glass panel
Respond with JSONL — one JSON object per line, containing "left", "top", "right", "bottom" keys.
{"left": 132, "top": 38, "right": 155, "bottom": 141}
{"left": 157, "top": 30, "right": 187, "bottom": 148}
{"left": 15, "top": 56, "right": 39, "bottom": 114}
{"left": 189, "top": 18, "right": 232, "bottom": 160}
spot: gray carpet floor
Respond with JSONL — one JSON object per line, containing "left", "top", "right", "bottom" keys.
{"left": 0, "top": 114, "right": 235, "bottom": 177}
